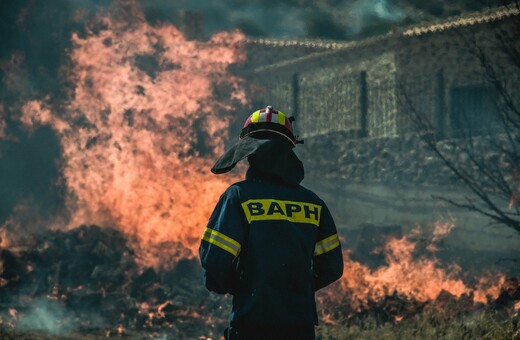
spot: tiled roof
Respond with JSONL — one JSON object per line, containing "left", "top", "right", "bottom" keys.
{"left": 244, "top": 33, "right": 393, "bottom": 53}
{"left": 241, "top": 6, "right": 519, "bottom": 74}
{"left": 245, "top": 6, "right": 519, "bottom": 47}
{"left": 402, "top": 6, "right": 519, "bottom": 36}
{"left": 244, "top": 37, "right": 358, "bottom": 50}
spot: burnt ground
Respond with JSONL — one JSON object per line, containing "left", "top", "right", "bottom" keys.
{"left": 0, "top": 225, "right": 518, "bottom": 339}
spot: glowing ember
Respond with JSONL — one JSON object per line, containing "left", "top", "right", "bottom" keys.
{"left": 117, "top": 324, "right": 125, "bottom": 336}
{"left": 15, "top": 1, "right": 247, "bottom": 266}
{"left": 320, "top": 312, "right": 336, "bottom": 325}
{"left": 426, "top": 220, "right": 455, "bottom": 252}
{"left": 8, "top": 309, "right": 17, "bottom": 320}
{"left": 0, "top": 226, "right": 9, "bottom": 249}
{"left": 431, "top": 220, "right": 454, "bottom": 242}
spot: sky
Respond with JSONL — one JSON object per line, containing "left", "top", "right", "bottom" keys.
{"left": 138, "top": 0, "right": 506, "bottom": 40}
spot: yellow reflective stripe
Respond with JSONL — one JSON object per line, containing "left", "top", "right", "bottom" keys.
{"left": 251, "top": 110, "right": 260, "bottom": 123}
{"left": 202, "top": 228, "right": 241, "bottom": 257}
{"left": 241, "top": 199, "right": 321, "bottom": 226}
{"left": 314, "top": 234, "right": 340, "bottom": 256}
{"left": 278, "top": 112, "right": 285, "bottom": 125}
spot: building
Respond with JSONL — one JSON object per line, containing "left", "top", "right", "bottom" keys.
{"left": 240, "top": 7, "right": 519, "bottom": 140}
{"left": 236, "top": 7, "right": 520, "bottom": 264}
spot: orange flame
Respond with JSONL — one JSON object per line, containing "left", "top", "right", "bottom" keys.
{"left": 17, "top": 1, "right": 247, "bottom": 266}
{"left": 431, "top": 220, "right": 454, "bottom": 242}
{"left": 0, "top": 228, "right": 9, "bottom": 249}
{"left": 21, "top": 100, "right": 69, "bottom": 135}
{"left": 473, "top": 276, "right": 506, "bottom": 304}
{"left": 332, "top": 230, "right": 505, "bottom": 311}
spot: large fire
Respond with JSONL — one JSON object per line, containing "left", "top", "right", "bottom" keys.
{"left": 11, "top": 1, "right": 247, "bottom": 266}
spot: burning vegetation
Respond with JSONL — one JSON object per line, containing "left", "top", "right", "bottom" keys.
{"left": 0, "top": 222, "right": 518, "bottom": 338}
{"left": 0, "top": 0, "right": 519, "bottom": 339}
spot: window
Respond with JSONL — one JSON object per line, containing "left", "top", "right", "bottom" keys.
{"left": 449, "top": 85, "right": 499, "bottom": 136}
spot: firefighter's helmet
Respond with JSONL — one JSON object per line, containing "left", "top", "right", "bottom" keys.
{"left": 240, "top": 106, "right": 301, "bottom": 146}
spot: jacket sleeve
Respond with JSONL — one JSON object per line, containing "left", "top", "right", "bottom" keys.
{"left": 313, "top": 203, "right": 343, "bottom": 291}
{"left": 199, "top": 186, "right": 245, "bottom": 294}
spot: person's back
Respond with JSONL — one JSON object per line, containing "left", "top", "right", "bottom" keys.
{"left": 199, "top": 106, "right": 343, "bottom": 339}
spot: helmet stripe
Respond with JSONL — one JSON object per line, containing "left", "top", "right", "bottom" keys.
{"left": 240, "top": 106, "right": 296, "bottom": 145}
{"left": 259, "top": 110, "right": 267, "bottom": 122}
{"left": 251, "top": 110, "right": 260, "bottom": 123}
{"left": 285, "top": 119, "right": 292, "bottom": 132}
{"left": 271, "top": 112, "right": 278, "bottom": 124}
{"left": 278, "top": 113, "right": 285, "bottom": 125}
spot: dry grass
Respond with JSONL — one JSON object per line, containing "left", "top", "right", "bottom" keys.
{"left": 316, "top": 309, "right": 520, "bottom": 340}
{"left": 1, "top": 309, "right": 518, "bottom": 339}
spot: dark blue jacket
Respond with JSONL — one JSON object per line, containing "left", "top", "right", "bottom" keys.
{"left": 199, "top": 169, "right": 343, "bottom": 326}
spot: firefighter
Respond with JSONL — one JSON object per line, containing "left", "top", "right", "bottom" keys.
{"left": 199, "top": 106, "right": 344, "bottom": 340}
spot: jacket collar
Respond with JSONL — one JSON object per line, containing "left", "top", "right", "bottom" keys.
{"left": 211, "top": 135, "right": 304, "bottom": 186}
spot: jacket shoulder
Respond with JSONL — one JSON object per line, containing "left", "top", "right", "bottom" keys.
{"left": 219, "top": 180, "right": 248, "bottom": 197}
{"left": 295, "top": 184, "right": 325, "bottom": 204}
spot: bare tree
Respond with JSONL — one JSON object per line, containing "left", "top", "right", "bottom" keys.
{"left": 402, "top": 4, "right": 520, "bottom": 234}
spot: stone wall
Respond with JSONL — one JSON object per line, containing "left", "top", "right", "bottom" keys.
{"left": 298, "top": 131, "right": 514, "bottom": 185}
{"left": 298, "top": 133, "right": 445, "bottom": 184}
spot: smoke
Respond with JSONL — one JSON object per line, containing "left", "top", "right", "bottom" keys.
{"left": 0, "top": 125, "right": 64, "bottom": 226}
{"left": 137, "top": 0, "right": 407, "bottom": 40}
{"left": 348, "top": 0, "right": 406, "bottom": 34}
{"left": 16, "top": 298, "right": 76, "bottom": 334}
{"left": 136, "top": 0, "right": 512, "bottom": 40}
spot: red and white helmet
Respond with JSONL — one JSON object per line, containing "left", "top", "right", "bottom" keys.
{"left": 239, "top": 106, "right": 302, "bottom": 146}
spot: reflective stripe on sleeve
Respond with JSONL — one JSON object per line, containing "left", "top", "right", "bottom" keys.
{"left": 314, "top": 233, "right": 340, "bottom": 256}
{"left": 202, "top": 228, "right": 241, "bottom": 257}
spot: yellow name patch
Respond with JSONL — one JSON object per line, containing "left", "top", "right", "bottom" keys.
{"left": 241, "top": 199, "right": 321, "bottom": 226}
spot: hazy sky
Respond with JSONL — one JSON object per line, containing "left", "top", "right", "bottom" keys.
{"left": 137, "top": 0, "right": 501, "bottom": 40}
